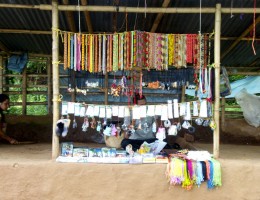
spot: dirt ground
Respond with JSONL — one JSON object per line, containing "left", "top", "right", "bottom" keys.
{"left": 1, "top": 115, "right": 260, "bottom": 200}
{"left": 0, "top": 142, "right": 260, "bottom": 200}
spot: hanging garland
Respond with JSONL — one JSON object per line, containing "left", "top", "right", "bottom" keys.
{"left": 62, "top": 31, "right": 211, "bottom": 74}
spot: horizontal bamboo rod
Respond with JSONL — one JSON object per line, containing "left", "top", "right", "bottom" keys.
{"left": 0, "top": 29, "right": 259, "bottom": 42}
{"left": 227, "top": 71, "right": 260, "bottom": 76}
{"left": 0, "top": 4, "right": 259, "bottom": 14}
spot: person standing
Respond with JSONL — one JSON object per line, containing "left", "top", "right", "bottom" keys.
{"left": 0, "top": 94, "right": 18, "bottom": 144}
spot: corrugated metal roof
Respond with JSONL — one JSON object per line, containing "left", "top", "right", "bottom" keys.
{"left": 0, "top": 0, "right": 259, "bottom": 69}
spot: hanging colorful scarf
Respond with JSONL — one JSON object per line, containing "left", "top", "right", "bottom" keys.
{"left": 211, "top": 158, "right": 222, "bottom": 187}
{"left": 98, "top": 34, "right": 102, "bottom": 72}
{"left": 166, "top": 157, "right": 184, "bottom": 186}
{"left": 73, "top": 33, "right": 77, "bottom": 71}
{"left": 67, "top": 33, "right": 71, "bottom": 69}
{"left": 76, "top": 33, "right": 81, "bottom": 71}
{"left": 89, "top": 35, "right": 94, "bottom": 73}
{"left": 196, "top": 161, "right": 204, "bottom": 186}
{"left": 102, "top": 35, "right": 106, "bottom": 74}
{"left": 63, "top": 32, "right": 68, "bottom": 70}
{"left": 85, "top": 35, "right": 88, "bottom": 71}
{"left": 182, "top": 159, "right": 193, "bottom": 190}
{"left": 94, "top": 35, "right": 98, "bottom": 73}
{"left": 162, "top": 34, "right": 168, "bottom": 70}
{"left": 70, "top": 34, "right": 74, "bottom": 69}
{"left": 113, "top": 34, "right": 119, "bottom": 71}
{"left": 81, "top": 34, "right": 85, "bottom": 70}
{"left": 143, "top": 32, "right": 149, "bottom": 70}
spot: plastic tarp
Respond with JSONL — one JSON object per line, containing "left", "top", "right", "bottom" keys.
{"left": 186, "top": 76, "right": 260, "bottom": 98}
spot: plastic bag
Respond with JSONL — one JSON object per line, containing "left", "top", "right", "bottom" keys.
{"left": 220, "top": 67, "right": 231, "bottom": 97}
{"left": 235, "top": 88, "right": 260, "bottom": 128}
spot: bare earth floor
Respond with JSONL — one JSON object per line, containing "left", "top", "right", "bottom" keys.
{"left": 0, "top": 142, "right": 259, "bottom": 200}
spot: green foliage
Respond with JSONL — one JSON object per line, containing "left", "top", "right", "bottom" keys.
{"left": 228, "top": 75, "right": 246, "bottom": 83}
{"left": 6, "top": 60, "right": 48, "bottom": 116}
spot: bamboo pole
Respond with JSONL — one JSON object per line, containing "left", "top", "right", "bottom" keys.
{"left": 52, "top": 0, "right": 60, "bottom": 159}
{"left": 1, "top": 29, "right": 259, "bottom": 42}
{"left": 0, "top": 56, "right": 2, "bottom": 94}
{"left": 213, "top": 4, "right": 221, "bottom": 158}
{"left": 22, "top": 69, "right": 27, "bottom": 115}
{"left": 0, "top": 4, "right": 260, "bottom": 13}
{"left": 40, "top": 5, "right": 260, "bottom": 14}
{"left": 221, "top": 97, "right": 225, "bottom": 131}
{"left": 104, "top": 73, "right": 108, "bottom": 105}
{"left": 227, "top": 71, "right": 260, "bottom": 76}
{"left": 181, "top": 85, "right": 186, "bottom": 102}
{"left": 47, "top": 58, "right": 52, "bottom": 114}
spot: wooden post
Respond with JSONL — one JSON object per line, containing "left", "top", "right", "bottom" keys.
{"left": 52, "top": 0, "right": 60, "bottom": 159}
{"left": 213, "top": 3, "right": 221, "bottom": 158}
{"left": 181, "top": 85, "right": 186, "bottom": 102}
{"left": 47, "top": 58, "right": 52, "bottom": 114}
{"left": 104, "top": 73, "right": 108, "bottom": 105}
{"left": 22, "top": 69, "right": 27, "bottom": 115}
{"left": 0, "top": 56, "right": 3, "bottom": 94}
{"left": 221, "top": 97, "right": 225, "bottom": 131}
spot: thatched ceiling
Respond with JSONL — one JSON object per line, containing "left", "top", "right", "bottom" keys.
{"left": 0, "top": 0, "right": 259, "bottom": 73}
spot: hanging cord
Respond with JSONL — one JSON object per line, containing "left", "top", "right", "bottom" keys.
{"left": 198, "top": 0, "right": 203, "bottom": 100}
{"left": 252, "top": 0, "right": 256, "bottom": 55}
{"left": 144, "top": 0, "right": 147, "bottom": 18}
{"left": 134, "top": 0, "right": 140, "bottom": 30}
{"left": 78, "top": 0, "right": 81, "bottom": 33}
{"left": 230, "top": 0, "right": 234, "bottom": 18}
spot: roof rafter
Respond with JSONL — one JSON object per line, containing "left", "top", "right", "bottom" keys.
{"left": 221, "top": 16, "right": 260, "bottom": 60}
{"left": 150, "top": 0, "right": 171, "bottom": 32}
{"left": 81, "top": 0, "right": 93, "bottom": 33}
{"left": 62, "top": 0, "right": 76, "bottom": 32}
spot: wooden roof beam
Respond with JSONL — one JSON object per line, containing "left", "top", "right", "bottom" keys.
{"left": 150, "top": 0, "right": 171, "bottom": 33}
{"left": 0, "top": 4, "right": 260, "bottom": 13}
{"left": 0, "top": 41, "right": 10, "bottom": 54}
{"left": 221, "top": 16, "right": 260, "bottom": 60}
{"left": 62, "top": 0, "right": 76, "bottom": 32}
{"left": 81, "top": 0, "right": 93, "bottom": 33}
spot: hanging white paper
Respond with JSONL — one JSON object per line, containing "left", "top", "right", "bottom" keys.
{"left": 155, "top": 105, "right": 162, "bottom": 116}
{"left": 161, "top": 105, "right": 168, "bottom": 121}
{"left": 147, "top": 105, "right": 155, "bottom": 117}
{"left": 112, "top": 106, "right": 119, "bottom": 116}
{"left": 106, "top": 107, "right": 112, "bottom": 119}
{"left": 86, "top": 105, "right": 94, "bottom": 117}
{"left": 132, "top": 106, "right": 141, "bottom": 119}
{"left": 173, "top": 99, "right": 179, "bottom": 118}
{"left": 61, "top": 102, "right": 68, "bottom": 115}
{"left": 99, "top": 107, "right": 106, "bottom": 118}
{"left": 179, "top": 102, "right": 186, "bottom": 116}
{"left": 74, "top": 103, "right": 81, "bottom": 116}
{"left": 139, "top": 106, "right": 147, "bottom": 118}
{"left": 193, "top": 101, "right": 199, "bottom": 116}
{"left": 184, "top": 102, "right": 191, "bottom": 120}
{"left": 93, "top": 105, "right": 100, "bottom": 116}
{"left": 167, "top": 100, "right": 173, "bottom": 119}
{"left": 67, "top": 102, "right": 75, "bottom": 114}
{"left": 124, "top": 107, "right": 130, "bottom": 117}
{"left": 199, "top": 100, "right": 208, "bottom": 118}
{"left": 79, "top": 105, "right": 86, "bottom": 117}
{"left": 118, "top": 106, "right": 125, "bottom": 118}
